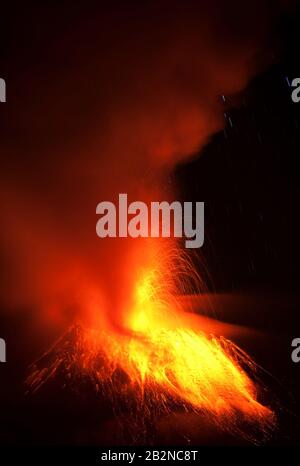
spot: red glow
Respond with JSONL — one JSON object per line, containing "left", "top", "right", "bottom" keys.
{"left": 27, "top": 242, "right": 276, "bottom": 442}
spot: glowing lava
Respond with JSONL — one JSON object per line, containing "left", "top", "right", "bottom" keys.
{"left": 27, "top": 244, "right": 275, "bottom": 442}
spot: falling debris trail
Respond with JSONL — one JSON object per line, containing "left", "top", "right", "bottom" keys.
{"left": 26, "top": 250, "right": 276, "bottom": 444}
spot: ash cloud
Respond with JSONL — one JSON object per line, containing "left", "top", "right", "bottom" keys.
{"left": 0, "top": 1, "right": 289, "bottom": 337}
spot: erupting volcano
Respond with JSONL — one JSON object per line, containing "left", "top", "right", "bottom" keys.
{"left": 0, "top": 0, "right": 287, "bottom": 446}
{"left": 27, "top": 243, "right": 276, "bottom": 443}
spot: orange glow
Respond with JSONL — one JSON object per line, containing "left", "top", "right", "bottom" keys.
{"left": 27, "top": 243, "right": 275, "bottom": 441}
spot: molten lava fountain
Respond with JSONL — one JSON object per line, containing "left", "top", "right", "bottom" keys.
{"left": 27, "top": 241, "right": 276, "bottom": 444}
{"left": 0, "top": 0, "right": 286, "bottom": 444}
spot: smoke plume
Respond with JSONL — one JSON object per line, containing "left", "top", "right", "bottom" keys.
{"left": 0, "top": 1, "right": 288, "bottom": 340}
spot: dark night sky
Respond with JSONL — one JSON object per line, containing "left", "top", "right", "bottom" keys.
{"left": 0, "top": 0, "right": 298, "bottom": 297}
{"left": 0, "top": 0, "right": 300, "bottom": 448}
{"left": 177, "top": 6, "right": 300, "bottom": 294}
